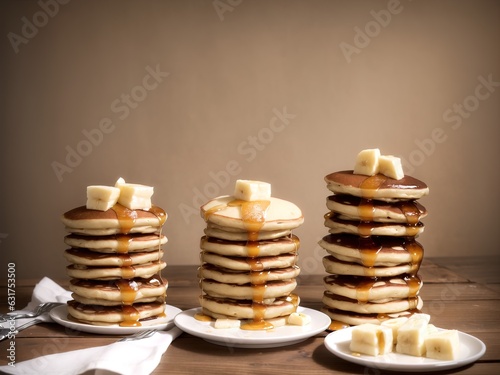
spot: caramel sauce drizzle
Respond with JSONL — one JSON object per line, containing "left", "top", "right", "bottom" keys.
{"left": 325, "top": 174, "right": 426, "bottom": 327}
{"left": 203, "top": 199, "right": 275, "bottom": 330}
{"left": 108, "top": 204, "right": 166, "bottom": 327}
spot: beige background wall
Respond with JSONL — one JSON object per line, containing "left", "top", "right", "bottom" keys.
{"left": 1, "top": 0, "right": 499, "bottom": 280}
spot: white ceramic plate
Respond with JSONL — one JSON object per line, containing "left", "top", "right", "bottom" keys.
{"left": 49, "top": 304, "right": 182, "bottom": 335}
{"left": 174, "top": 306, "right": 330, "bottom": 348}
{"left": 324, "top": 327, "right": 486, "bottom": 372}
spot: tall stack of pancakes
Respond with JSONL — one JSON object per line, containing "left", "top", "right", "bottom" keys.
{"left": 198, "top": 183, "right": 304, "bottom": 330}
{"left": 61, "top": 196, "right": 168, "bottom": 326}
{"left": 320, "top": 169, "right": 429, "bottom": 328}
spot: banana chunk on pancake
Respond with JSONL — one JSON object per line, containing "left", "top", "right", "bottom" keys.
{"left": 64, "top": 233, "right": 167, "bottom": 253}
{"left": 62, "top": 205, "right": 167, "bottom": 235}
{"left": 325, "top": 171, "right": 429, "bottom": 202}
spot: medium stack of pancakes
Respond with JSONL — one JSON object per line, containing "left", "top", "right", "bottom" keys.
{"left": 61, "top": 186, "right": 168, "bottom": 327}
{"left": 320, "top": 158, "right": 429, "bottom": 328}
{"left": 198, "top": 181, "right": 304, "bottom": 330}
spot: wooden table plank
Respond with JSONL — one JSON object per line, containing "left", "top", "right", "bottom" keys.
{"left": 0, "top": 258, "right": 498, "bottom": 374}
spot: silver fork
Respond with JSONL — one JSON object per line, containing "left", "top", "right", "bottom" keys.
{"left": 117, "top": 329, "right": 157, "bottom": 342}
{"left": 0, "top": 302, "right": 63, "bottom": 322}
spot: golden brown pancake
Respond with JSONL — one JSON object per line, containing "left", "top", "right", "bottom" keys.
{"left": 67, "top": 300, "right": 165, "bottom": 326}
{"left": 325, "top": 171, "right": 429, "bottom": 201}
{"left": 325, "top": 213, "right": 425, "bottom": 237}
{"left": 199, "top": 294, "right": 299, "bottom": 320}
{"left": 326, "top": 195, "right": 427, "bottom": 223}
{"left": 200, "top": 235, "right": 299, "bottom": 257}
{"left": 69, "top": 276, "right": 167, "bottom": 305}
{"left": 64, "top": 248, "right": 164, "bottom": 267}
{"left": 64, "top": 233, "right": 167, "bottom": 253}
{"left": 319, "top": 234, "right": 424, "bottom": 269}
{"left": 66, "top": 261, "right": 166, "bottom": 280}
{"left": 323, "top": 274, "right": 422, "bottom": 302}
{"left": 62, "top": 204, "right": 167, "bottom": 235}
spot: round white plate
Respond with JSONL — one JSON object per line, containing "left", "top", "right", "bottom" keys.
{"left": 174, "top": 306, "right": 330, "bottom": 348}
{"left": 49, "top": 304, "right": 182, "bottom": 335}
{"left": 324, "top": 327, "right": 486, "bottom": 372}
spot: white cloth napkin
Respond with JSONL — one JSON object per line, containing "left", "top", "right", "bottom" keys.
{"left": 0, "top": 327, "right": 182, "bottom": 375}
{"left": 0, "top": 277, "right": 182, "bottom": 375}
{"left": 11, "top": 277, "right": 72, "bottom": 327}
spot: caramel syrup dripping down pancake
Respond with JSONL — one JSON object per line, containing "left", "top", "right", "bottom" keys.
{"left": 198, "top": 191, "right": 304, "bottom": 329}
{"left": 62, "top": 198, "right": 169, "bottom": 327}
{"left": 320, "top": 169, "right": 428, "bottom": 329}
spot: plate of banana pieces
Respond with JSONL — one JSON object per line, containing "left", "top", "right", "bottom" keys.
{"left": 324, "top": 320, "right": 486, "bottom": 372}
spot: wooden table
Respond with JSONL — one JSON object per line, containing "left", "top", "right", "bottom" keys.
{"left": 1, "top": 256, "right": 499, "bottom": 374}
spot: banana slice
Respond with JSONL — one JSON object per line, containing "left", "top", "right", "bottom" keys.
{"left": 287, "top": 312, "right": 311, "bottom": 326}
{"left": 378, "top": 155, "right": 404, "bottom": 180}
{"left": 115, "top": 177, "right": 154, "bottom": 210}
{"left": 86, "top": 185, "right": 120, "bottom": 211}
{"left": 234, "top": 180, "right": 271, "bottom": 201}
{"left": 396, "top": 313, "right": 431, "bottom": 357}
{"left": 350, "top": 323, "right": 393, "bottom": 356}
{"left": 425, "top": 329, "right": 460, "bottom": 360}
{"left": 381, "top": 317, "right": 409, "bottom": 345}
{"left": 353, "top": 148, "right": 381, "bottom": 176}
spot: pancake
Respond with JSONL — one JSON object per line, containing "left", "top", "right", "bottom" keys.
{"left": 67, "top": 300, "right": 165, "bottom": 326}
{"left": 204, "top": 224, "right": 291, "bottom": 241}
{"left": 325, "top": 171, "right": 429, "bottom": 202}
{"left": 325, "top": 213, "right": 425, "bottom": 237}
{"left": 64, "top": 248, "right": 164, "bottom": 267}
{"left": 323, "top": 255, "right": 418, "bottom": 277}
{"left": 323, "top": 274, "right": 422, "bottom": 302}
{"left": 68, "top": 276, "right": 167, "bottom": 305}
{"left": 200, "top": 235, "right": 299, "bottom": 257}
{"left": 201, "top": 196, "right": 304, "bottom": 232}
{"left": 201, "top": 279, "right": 297, "bottom": 300}
{"left": 199, "top": 294, "right": 299, "bottom": 320}
{"left": 66, "top": 261, "right": 166, "bottom": 280}
{"left": 319, "top": 234, "right": 424, "bottom": 268}
{"left": 321, "top": 306, "right": 420, "bottom": 326}
{"left": 199, "top": 264, "right": 300, "bottom": 283}
{"left": 326, "top": 195, "right": 427, "bottom": 223}
{"left": 62, "top": 204, "right": 167, "bottom": 235}
{"left": 200, "top": 252, "right": 298, "bottom": 272}
{"left": 64, "top": 233, "right": 167, "bottom": 253}
{"left": 323, "top": 292, "right": 422, "bottom": 314}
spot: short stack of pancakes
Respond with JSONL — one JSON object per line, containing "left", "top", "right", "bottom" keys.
{"left": 198, "top": 185, "right": 304, "bottom": 330}
{"left": 320, "top": 170, "right": 429, "bottom": 328}
{"left": 61, "top": 202, "right": 168, "bottom": 326}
